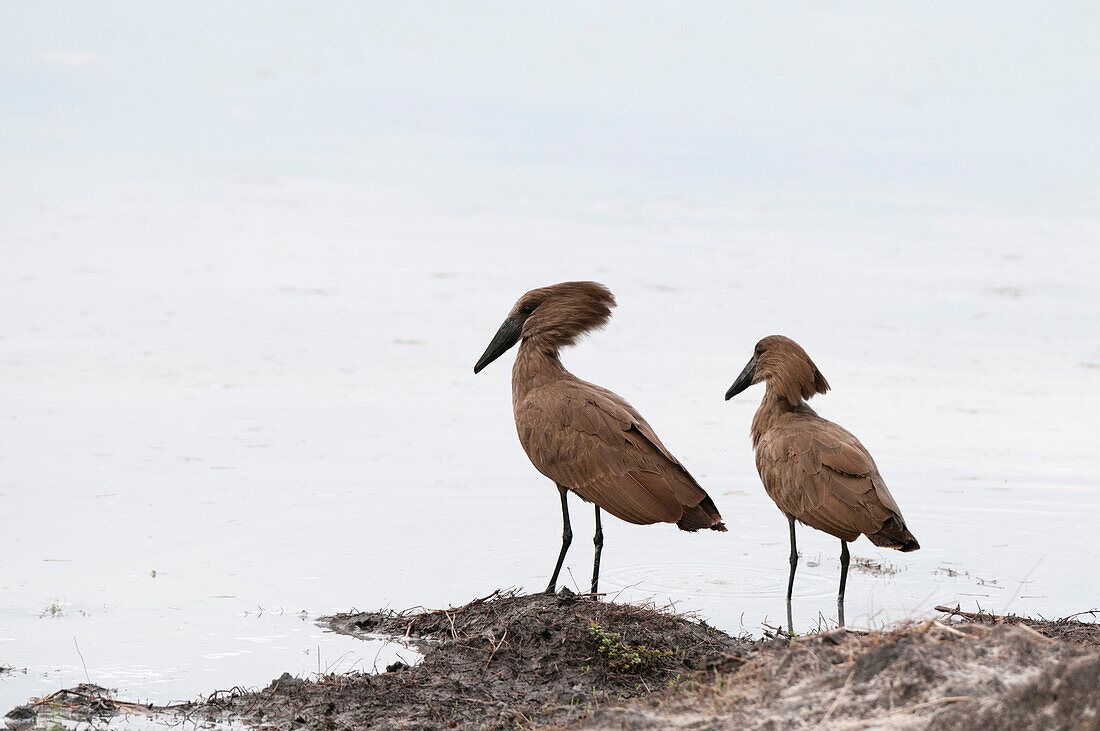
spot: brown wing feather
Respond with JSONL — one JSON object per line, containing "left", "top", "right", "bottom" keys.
{"left": 516, "top": 380, "right": 724, "bottom": 529}
{"left": 755, "top": 412, "right": 915, "bottom": 547}
{"left": 587, "top": 383, "right": 723, "bottom": 527}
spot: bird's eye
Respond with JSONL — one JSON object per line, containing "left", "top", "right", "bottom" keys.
{"left": 521, "top": 303, "right": 535, "bottom": 315}
{"left": 755, "top": 344, "right": 764, "bottom": 356}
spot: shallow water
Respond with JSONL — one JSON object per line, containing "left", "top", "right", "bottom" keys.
{"left": 3, "top": 2, "right": 1100, "bottom": 714}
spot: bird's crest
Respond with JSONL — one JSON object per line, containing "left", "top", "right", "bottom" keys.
{"left": 513, "top": 281, "right": 617, "bottom": 350}
{"left": 755, "top": 335, "right": 831, "bottom": 405}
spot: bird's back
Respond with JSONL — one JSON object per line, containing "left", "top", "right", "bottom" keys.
{"left": 516, "top": 376, "right": 725, "bottom": 531}
{"left": 754, "top": 405, "right": 918, "bottom": 550}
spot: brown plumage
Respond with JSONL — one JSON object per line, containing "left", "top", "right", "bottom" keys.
{"left": 725, "top": 335, "right": 918, "bottom": 624}
{"left": 475, "top": 281, "right": 725, "bottom": 595}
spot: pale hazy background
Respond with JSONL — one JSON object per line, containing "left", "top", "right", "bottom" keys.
{"left": 2, "top": 1, "right": 1098, "bottom": 710}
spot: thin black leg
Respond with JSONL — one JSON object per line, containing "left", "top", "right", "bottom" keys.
{"left": 786, "top": 518, "right": 798, "bottom": 600}
{"left": 590, "top": 506, "right": 604, "bottom": 595}
{"left": 545, "top": 484, "right": 572, "bottom": 594}
{"left": 786, "top": 518, "right": 797, "bottom": 634}
{"left": 838, "top": 540, "right": 850, "bottom": 626}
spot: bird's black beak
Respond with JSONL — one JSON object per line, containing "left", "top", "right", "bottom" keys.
{"left": 474, "top": 317, "right": 523, "bottom": 373}
{"left": 725, "top": 355, "right": 757, "bottom": 400}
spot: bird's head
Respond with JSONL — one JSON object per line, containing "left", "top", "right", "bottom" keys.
{"left": 474, "top": 281, "right": 616, "bottom": 373}
{"left": 724, "top": 335, "right": 830, "bottom": 405}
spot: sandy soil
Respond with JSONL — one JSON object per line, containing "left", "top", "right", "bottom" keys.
{"left": 5, "top": 595, "right": 1098, "bottom": 730}
{"left": 589, "top": 612, "right": 1100, "bottom": 730}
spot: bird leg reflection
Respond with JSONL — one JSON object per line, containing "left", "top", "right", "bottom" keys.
{"left": 838, "top": 540, "right": 850, "bottom": 627}
{"left": 546, "top": 484, "right": 572, "bottom": 594}
{"left": 591, "top": 506, "right": 603, "bottom": 595}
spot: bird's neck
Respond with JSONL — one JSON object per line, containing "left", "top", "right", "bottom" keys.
{"left": 512, "top": 340, "right": 571, "bottom": 406}
{"left": 751, "top": 389, "right": 808, "bottom": 446}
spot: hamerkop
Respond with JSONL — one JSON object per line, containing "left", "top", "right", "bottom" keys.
{"left": 724, "top": 335, "right": 919, "bottom": 625}
{"left": 474, "top": 281, "right": 726, "bottom": 595}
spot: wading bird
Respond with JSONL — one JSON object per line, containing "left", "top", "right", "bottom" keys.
{"left": 724, "top": 336, "right": 918, "bottom": 626}
{"left": 474, "top": 281, "right": 726, "bottom": 595}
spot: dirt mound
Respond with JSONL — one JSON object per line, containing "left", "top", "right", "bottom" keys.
{"left": 205, "top": 588, "right": 748, "bottom": 729}
{"left": 587, "top": 619, "right": 1100, "bottom": 730}
{"left": 932, "top": 649, "right": 1100, "bottom": 730}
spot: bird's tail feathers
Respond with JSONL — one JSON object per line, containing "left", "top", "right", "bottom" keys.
{"left": 677, "top": 496, "right": 726, "bottom": 532}
{"left": 868, "top": 516, "right": 920, "bottom": 552}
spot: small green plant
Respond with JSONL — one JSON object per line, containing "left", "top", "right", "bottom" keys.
{"left": 588, "top": 623, "right": 673, "bottom": 672}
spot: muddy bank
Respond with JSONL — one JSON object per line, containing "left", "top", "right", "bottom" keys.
{"left": 5, "top": 595, "right": 1098, "bottom": 730}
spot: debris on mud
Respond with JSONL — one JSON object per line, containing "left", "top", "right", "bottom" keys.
{"left": 5, "top": 596, "right": 1099, "bottom": 730}
{"left": 2, "top": 684, "right": 187, "bottom": 731}
{"left": 935, "top": 605, "right": 1100, "bottom": 646}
